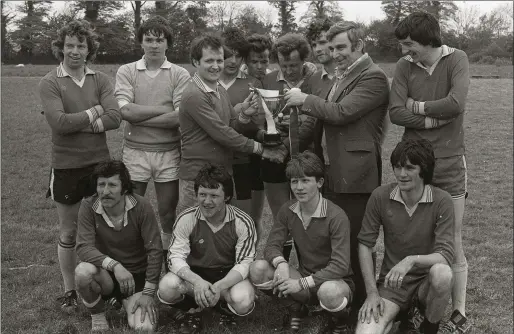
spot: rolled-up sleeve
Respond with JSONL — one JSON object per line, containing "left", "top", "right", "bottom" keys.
{"left": 433, "top": 194, "right": 455, "bottom": 266}
{"left": 357, "top": 188, "right": 382, "bottom": 248}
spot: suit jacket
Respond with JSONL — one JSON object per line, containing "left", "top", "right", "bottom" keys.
{"left": 299, "top": 56, "right": 389, "bottom": 194}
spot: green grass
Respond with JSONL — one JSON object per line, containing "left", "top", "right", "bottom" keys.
{"left": 1, "top": 62, "right": 513, "bottom": 79}
{"left": 1, "top": 67, "right": 513, "bottom": 333}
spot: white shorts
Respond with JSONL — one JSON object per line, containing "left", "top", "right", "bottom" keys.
{"left": 122, "top": 146, "right": 180, "bottom": 183}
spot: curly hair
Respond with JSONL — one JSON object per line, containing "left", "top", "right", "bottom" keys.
{"left": 326, "top": 21, "right": 366, "bottom": 52}
{"left": 51, "top": 20, "right": 100, "bottom": 63}
{"left": 390, "top": 139, "right": 436, "bottom": 185}
{"left": 395, "top": 12, "right": 442, "bottom": 47}
{"left": 92, "top": 160, "right": 133, "bottom": 195}
{"left": 305, "top": 18, "right": 333, "bottom": 44}
{"left": 273, "top": 33, "right": 311, "bottom": 61}
{"left": 222, "top": 27, "right": 250, "bottom": 59}
{"left": 194, "top": 164, "right": 234, "bottom": 203}
{"left": 246, "top": 33, "right": 273, "bottom": 58}
{"left": 137, "top": 15, "right": 173, "bottom": 47}
{"left": 190, "top": 33, "right": 224, "bottom": 66}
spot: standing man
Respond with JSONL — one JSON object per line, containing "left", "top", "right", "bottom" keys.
{"left": 176, "top": 33, "right": 285, "bottom": 216}
{"left": 250, "top": 152, "right": 354, "bottom": 334}
{"left": 75, "top": 161, "right": 162, "bottom": 332}
{"left": 219, "top": 27, "right": 263, "bottom": 225}
{"left": 158, "top": 164, "right": 257, "bottom": 333}
{"left": 260, "top": 33, "right": 316, "bottom": 259}
{"left": 115, "top": 16, "right": 191, "bottom": 271}
{"left": 284, "top": 21, "right": 389, "bottom": 317}
{"left": 356, "top": 139, "right": 454, "bottom": 334}
{"left": 242, "top": 33, "right": 274, "bottom": 228}
{"left": 389, "top": 12, "right": 471, "bottom": 333}
{"left": 39, "top": 19, "right": 122, "bottom": 311}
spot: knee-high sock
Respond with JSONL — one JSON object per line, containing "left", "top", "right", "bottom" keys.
{"left": 452, "top": 260, "right": 468, "bottom": 315}
{"left": 58, "top": 240, "right": 76, "bottom": 292}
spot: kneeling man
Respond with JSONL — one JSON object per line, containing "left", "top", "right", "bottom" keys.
{"left": 158, "top": 164, "right": 257, "bottom": 333}
{"left": 75, "top": 160, "right": 163, "bottom": 332}
{"left": 250, "top": 151, "right": 354, "bottom": 333}
{"left": 356, "top": 139, "right": 454, "bottom": 334}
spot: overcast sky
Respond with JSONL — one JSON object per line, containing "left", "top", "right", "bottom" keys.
{"left": 6, "top": 1, "right": 513, "bottom": 26}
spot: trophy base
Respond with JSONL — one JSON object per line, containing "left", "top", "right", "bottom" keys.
{"left": 262, "top": 133, "right": 282, "bottom": 147}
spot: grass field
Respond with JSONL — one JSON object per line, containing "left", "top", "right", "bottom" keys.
{"left": 1, "top": 66, "right": 513, "bottom": 333}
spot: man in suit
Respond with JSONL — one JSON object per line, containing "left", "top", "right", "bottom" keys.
{"left": 284, "top": 21, "right": 389, "bottom": 321}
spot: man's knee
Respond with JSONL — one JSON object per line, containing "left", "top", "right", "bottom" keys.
{"left": 228, "top": 283, "right": 255, "bottom": 315}
{"left": 158, "top": 273, "right": 183, "bottom": 302}
{"left": 429, "top": 263, "right": 453, "bottom": 293}
{"left": 249, "top": 260, "right": 272, "bottom": 284}
{"left": 318, "top": 281, "right": 350, "bottom": 310}
{"left": 75, "top": 262, "right": 97, "bottom": 286}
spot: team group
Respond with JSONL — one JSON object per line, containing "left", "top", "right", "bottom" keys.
{"left": 38, "top": 11, "right": 471, "bottom": 334}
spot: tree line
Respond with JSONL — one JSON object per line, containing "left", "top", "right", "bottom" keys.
{"left": 1, "top": 1, "right": 512, "bottom": 65}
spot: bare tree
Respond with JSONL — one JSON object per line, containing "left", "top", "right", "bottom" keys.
{"left": 209, "top": 1, "right": 241, "bottom": 31}
{"left": 453, "top": 4, "right": 480, "bottom": 35}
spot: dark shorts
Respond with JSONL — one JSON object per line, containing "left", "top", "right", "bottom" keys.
{"left": 102, "top": 271, "right": 147, "bottom": 302}
{"left": 432, "top": 155, "right": 467, "bottom": 199}
{"left": 176, "top": 266, "right": 233, "bottom": 311}
{"left": 46, "top": 164, "right": 98, "bottom": 205}
{"left": 260, "top": 159, "right": 288, "bottom": 183}
{"left": 233, "top": 163, "right": 254, "bottom": 201}
{"left": 377, "top": 273, "right": 427, "bottom": 311}
{"left": 249, "top": 154, "right": 264, "bottom": 191}
{"left": 298, "top": 268, "right": 355, "bottom": 305}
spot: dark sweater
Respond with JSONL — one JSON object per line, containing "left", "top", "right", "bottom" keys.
{"left": 76, "top": 194, "right": 163, "bottom": 285}
{"left": 264, "top": 197, "right": 353, "bottom": 286}
{"left": 389, "top": 47, "right": 470, "bottom": 158}
{"left": 358, "top": 183, "right": 455, "bottom": 280}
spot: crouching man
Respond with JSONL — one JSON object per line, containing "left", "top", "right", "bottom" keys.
{"left": 356, "top": 139, "right": 454, "bottom": 334}
{"left": 250, "top": 151, "right": 354, "bottom": 334}
{"left": 157, "top": 164, "right": 257, "bottom": 334}
{"left": 75, "top": 160, "right": 163, "bottom": 332}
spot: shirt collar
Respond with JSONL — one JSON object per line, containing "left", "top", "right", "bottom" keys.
{"left": 321, "top": 66, "right": 334, "bottom": 80}
{"left": 289, "top": 194, "right": 328, "bottom": 220}
{"left": 192, "top": 72, "right": 221, "bottom": 98}
{"left": 93, "top": 194, "right": 138, "bottom": 228}
{"left": 390, "top": 184, "right": 434, "bottom": 205}
{"left": 276, "top": 63, "right": 311, "bottom": 88}
{"left": 57, "top": 63, "right": 95, "bottom": 78}
{"left": 335, "top": 53, "right": 369, "bottom": 80}
{"left": 135, "top": 56, "right": 172, "bottom": 70}
{"left": 194, "top": 204, "right": 236, "bottom": 224}
{"left": 403, "top": 45, "right": 456, "bottom": 73}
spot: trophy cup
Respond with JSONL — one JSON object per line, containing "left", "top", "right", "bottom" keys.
{"left": 248, "top": 85, "right": 288, "bottom": 147}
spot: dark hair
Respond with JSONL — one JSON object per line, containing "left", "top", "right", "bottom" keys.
{"left": 194, "top": 164, "right": 234, "bottom": 203}
{"left": 92, "top": 160, "right": 133, "bottom": 194}
{"left": 273, "top": 33, "right": 311, "bottom": 61}
{"left": 395, "top": 12, "right": 442, "bottom": 47}
{"left": 245, "top": 33, "right": 273, "bottom": 60}
{"left": 222, "top": 27, "right": 250, "bottom": 60}
{"left": 390, "top": 139, "right": 435, "bottom": 185}
{"left": 137, "top": 15, "right": 173, "bottom": 47}
{"left": 285, "top": 151, "right": 325, "bottom": 181}
{"left": 51, "top": 20, "right": 100, "bottom": 63}
{"left": 190, "top": 33, "right": 224, "bottom": 66}
{"left": 306, "top": 18, "right": 333, "bottom": 44}
{"left": 326, "top": 21, "right": 365, "bottom": 52}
